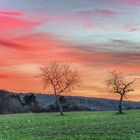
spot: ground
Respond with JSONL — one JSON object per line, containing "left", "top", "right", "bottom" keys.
{"left": 0, "top": 110, "right": 140, "bottom": 140}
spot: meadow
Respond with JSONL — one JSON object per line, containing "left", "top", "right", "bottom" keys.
{"left": 0, "top": 110, "right": 140, "bottom": 140}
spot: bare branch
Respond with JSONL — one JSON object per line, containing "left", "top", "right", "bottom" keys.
{"left": 106, "top": 71, "right": 135, "bottom": 96}
{"left": 39, "top": 62, "right": 80, "bottom": 95}
{"left": 106, "top": 71, "right": 135, "bottom": 114}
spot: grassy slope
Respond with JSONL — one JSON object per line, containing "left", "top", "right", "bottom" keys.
{"left": 0, "top": 110, "right": 140, "bottom": 140}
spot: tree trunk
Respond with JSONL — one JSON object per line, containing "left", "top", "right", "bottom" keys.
{"left": 118, "top": 94, "right": 123, "bottom": 114}
{"left": 56, "top": 95, "right": 64, "bottom": 115}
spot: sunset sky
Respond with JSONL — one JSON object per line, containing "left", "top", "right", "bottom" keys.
{"left": 0, "top": 0, "right": 140, "bottom": 101}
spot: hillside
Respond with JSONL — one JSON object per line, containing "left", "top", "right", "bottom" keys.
{"left": 0, "top": 90, "right": 140, "bottom": 114}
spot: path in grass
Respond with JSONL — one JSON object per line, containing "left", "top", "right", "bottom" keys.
{"left": 0, "top": 110, "right": 140, "bottom": 140}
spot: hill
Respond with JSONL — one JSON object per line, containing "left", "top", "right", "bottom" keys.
{"left": 0, "top": 90, "right": 140, "bottom": 114}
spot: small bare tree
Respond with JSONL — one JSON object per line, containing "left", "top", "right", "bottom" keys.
{"left": 106, "top": 71, "right": 135, "bottom": 114}
{"left": 40, "top": 62, "right": 79, "bottom": 115}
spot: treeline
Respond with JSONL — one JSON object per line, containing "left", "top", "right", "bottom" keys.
{"left": 0, "top": 90, "right": 55, "bottom": 114}
{"left": 1, "top": 89, "right": 140, "bottom": 114}
{"left": 0, "top": 90, "right": 91, "bottom": 114}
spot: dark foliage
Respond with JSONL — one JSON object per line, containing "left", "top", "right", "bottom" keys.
{"left": 0, "top": 90, "right": 140, "bottom": 114}
{"left": 23, "top": 94, "right": 40, "bottom": 112}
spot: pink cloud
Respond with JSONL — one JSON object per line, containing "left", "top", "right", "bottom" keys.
{"left": 77, "top": 9, "right": 118, "bottom": 17}
{"left": 82, "top": 21, "right": 104, "bottom": 30}
{"left": 125, "top": 0, "right": 140, "bottom": 6}
{"left": 0, "top": 11, "right": 23, "bottom": 16}
{"left": 124, "top": 24, "right": 140, "bottom": 32}
{"left": 0, "top": 39, "right": 33, "bottom": 51}
{"left": 83, "top": 22, "right": 96, "bottom": 29}
{"left": 97, "top": 10, "right": 118, "bottom": 16}
{"left": 0, "top": 10, "right": 40, "bottom": 34}
{"left": 0, "top": 16, "right": 36, "bottom": 31}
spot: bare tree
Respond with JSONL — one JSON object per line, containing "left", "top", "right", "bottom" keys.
{"left": 106, "top": 71, "right": 135, "bottom": 114}
{"left": 40, "top": 62, "right": 79, "bottom": 115}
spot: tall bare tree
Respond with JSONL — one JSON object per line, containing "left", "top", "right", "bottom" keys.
{"left": 106, "top": 71, "right": 135, "bottom": 114}
{"left": 40, "top": 62, "right": 79, "bottom": 115}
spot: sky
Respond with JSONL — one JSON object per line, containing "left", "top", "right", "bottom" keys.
{"left": 0, "top": 0, "right": 140, "bottom": 101}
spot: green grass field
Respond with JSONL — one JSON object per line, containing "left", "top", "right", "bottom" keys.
{"left": 0, "top": 110, "right": 140, "bottom": 140}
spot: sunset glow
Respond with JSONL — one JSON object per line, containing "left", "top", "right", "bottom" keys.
{"left": 0, "top": 0, "right": 140, "bottom": 101}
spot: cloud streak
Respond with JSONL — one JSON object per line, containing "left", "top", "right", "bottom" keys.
{"left": 0, "top": 11, "right": 23, "bottom": 16}
{"left": 0, "top": 39, "right": 32, "bottom": 50}
{"left": 125, "top": 0, "right": 140, "bottom": 6}
{"left": 77, "top": 9, "right": 119, "bottom": 17}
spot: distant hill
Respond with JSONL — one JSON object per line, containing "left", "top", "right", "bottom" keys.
{"left": 0, "top": 90, "right": 140, "bottom": 114}
{"left": 35, "top": 94, "right": 140, "bottom": 111}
